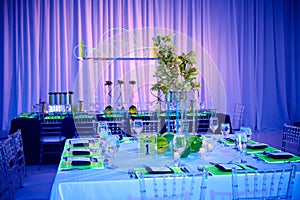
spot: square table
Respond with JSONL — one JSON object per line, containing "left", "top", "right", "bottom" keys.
{"left": 50, "top": 137, "right": 300, "bottom": 199}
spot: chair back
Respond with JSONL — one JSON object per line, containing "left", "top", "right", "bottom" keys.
{"left": 40, "top": 113, "right": 64, "bottom": 139}
{"left": 282, "top": 123, "right": 300, "bottom": 155}
{"left": 73, "top": 112, "right": 97, "bottom": 138}
{"left": 139, "top": 170, "right": 208, "bottom": 200}
{"left": 105, "top": 115, "right": 126, "bottom": 136}
{"left": 141, "top": 120, "right": 159, "bottom": 134}
{"left": 232, "top": 103, "right": 244, "bottom": 131}
{"left": 231, "top": 165, "right": 296, "bottom": 200}
{"left": 9, "top": 130, "right": 26, "bottom": 182}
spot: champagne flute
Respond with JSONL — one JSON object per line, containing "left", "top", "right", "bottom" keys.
{"left": 173, "top": 133, "right": 186, "bottom": 167}
{"left": 235, "top": 131, "right": 248, "bottom": 163}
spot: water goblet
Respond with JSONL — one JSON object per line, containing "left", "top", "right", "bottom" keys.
{"left": 131, "top": 119, "right": 143, "bottom": 140}
{"left": 221, "top": 123, "right": 231, "bottom": 146}
{"left": 97, "top": 121, "right": 109, "bottom": 138}
{"left": 209, "top": 116, "right": 219, "bottom": 134}
{"left": 133, "top": 119, "right": 143, "bottom": 134}
{"left": 241, "top": 127, "right": 252, "bottom": 141}
{"left": 235, "top": 131, "right": 248, "bottom": 163}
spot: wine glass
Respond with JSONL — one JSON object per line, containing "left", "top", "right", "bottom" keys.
{"left": 235, "top": 131, "right": 248, "bottom": 163}
{"left": 209, "top": 117, "right": 219, "bottom": 134}
{"left": 97, "top": 121, "right": 109, "bottom": 139}
{"left": 241, "top": 126, "right": 252, "bottom": 141}
{"left": 131, "top": 119, "right": 143, "bottom": 139}
{"left": 221, "top": 123, "right": 230, "bottom": 138}
{"left": 173, "top": 133, "right": 186, "bottom": 167}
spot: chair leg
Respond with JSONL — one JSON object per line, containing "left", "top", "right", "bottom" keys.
{"left": 39, "top": 144, "right": 44, "bottom": 171}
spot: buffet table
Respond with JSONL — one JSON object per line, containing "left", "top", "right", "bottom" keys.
{"left": 50, "top": 137, "right": 300, "bottom": 200}
{"left": 9, "top": 112, "right": 231, "bottom": 165}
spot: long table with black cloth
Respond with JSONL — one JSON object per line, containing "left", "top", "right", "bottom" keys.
{"left": 49, "top": 136, "right": 300, "bottom": 199}
{"left": 9, "top": 112, "right": 231, "bottom": 165}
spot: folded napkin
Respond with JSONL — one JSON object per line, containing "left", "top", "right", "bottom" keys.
{"left": 71, "top": 160, "right": 91, "bottom": 166}
{"left": 72, "top": 143, "right": 89, "bottom": 147}
{"left": 247, "top": 143, "right": 268, "bottom": 149}
{"left": 145, "top": 166, "right": 174, "bottom": 174}
{"left": 214, "top": 164, "right": 243, "bottom": 172}
{"left": 59, "top": 156, "right": 104, "bottom": 170}
{"left": 72, "top": 150, "right": 90, "bottom": 155}
{"left": 264, "top": 151, "right": 293, "bottom": 159}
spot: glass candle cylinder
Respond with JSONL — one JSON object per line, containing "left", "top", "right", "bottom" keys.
{"left": 69, "top": 91, "right": 74, "bottom": 105}
{"left": 48, "top": 92, "right": 53, "bottom": 105}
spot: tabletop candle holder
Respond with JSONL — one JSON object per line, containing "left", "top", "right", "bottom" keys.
{"left": 68, "top": 91, "right": 74, "bottom": 105}
{"left": 79, "top": 100, "right": 84, "bottom": 112}
{"left": 62, "top": 92, "right": 68, "bottom": 105}
{"left": 59, "top": 92, "right": 63, "bottom": 105}
{"left": 48, "top": 92, "right": 54, "bottom": 105}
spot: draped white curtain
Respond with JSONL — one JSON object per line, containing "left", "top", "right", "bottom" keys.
{"left": 1, "top": 0, "right": 299, "bottom": 131}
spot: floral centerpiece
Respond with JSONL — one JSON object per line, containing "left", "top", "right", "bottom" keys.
{"left": 151, "top": 34, "right": 200, "bottom": 94}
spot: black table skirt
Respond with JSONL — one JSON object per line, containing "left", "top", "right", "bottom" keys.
{"left": 10, "top": 117, "right": 76, "bottom": 165}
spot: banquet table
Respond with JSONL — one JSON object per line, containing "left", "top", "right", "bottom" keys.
{"left": 9, "top": 112, "right": 231, "bottom": 165}
{"left": 50, "top": 137, "right": 300, "bottom": 200}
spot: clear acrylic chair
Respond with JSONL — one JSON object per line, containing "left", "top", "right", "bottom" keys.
{"left": 39, "top": 113, "right": 66, "bottom": 170}
{"left": 232, "top": 103, "right": 245, "bottom": 131}
{"left": 0, "top": 139, "right": 14, "bottom": 199}
{"left": 9, "top": 129, "right": 26, "bottom": 189}
{"left": 141, "top": 120, "right": 159, "bottom": 134}
{"left": 106, "top": 116, "right": 126, "bottom": 136}
{"left": 1, "top": 136, "right": 19, "bottom": 196}
{"left": 282, "top": 123, "right": 300, "bottom": 155}
{"left": 231, "top": 165, "right": 296, "bottom": 200}
{"left": 139, "top": 170, "right": 208, "bottom": 200}
{"left": 73, "top": 112, "right": 97, "bottom": 138}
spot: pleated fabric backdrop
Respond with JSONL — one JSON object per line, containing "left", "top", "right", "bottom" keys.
{"left": 0, "top": 0, "right": 299, "bottom": 131}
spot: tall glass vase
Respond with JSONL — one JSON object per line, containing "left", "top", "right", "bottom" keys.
{"left": 172, "top": 91, "right": 187, "bottom": 165}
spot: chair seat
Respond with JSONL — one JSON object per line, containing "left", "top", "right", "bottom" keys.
{"left": 41, "top": 136, "right": 66, "bottom": 143}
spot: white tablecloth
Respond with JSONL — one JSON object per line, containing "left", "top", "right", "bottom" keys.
{"left": 50, "top": 140, "right": 300, "bottom": 200}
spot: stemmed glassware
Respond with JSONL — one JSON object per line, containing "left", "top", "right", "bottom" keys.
{"left": 235, "top": 131, "right": 248, "bottom": 163}
{"left": 209, "top": 116, "right": 219, "bottom": 134}
{"left": 131, "top": 119, "right": 143, "bottom": 140}
{"left": 97, "top": 121, "right": 109, "bottom": 139}
{"left": 221, "top": 123, "right": 231, "bottom": 146}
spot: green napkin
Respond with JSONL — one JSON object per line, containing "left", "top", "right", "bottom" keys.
{"left": 59, "top": 157, "right": 104, "bottom": 170}
{"left": 134, "top": 166, "right": 185, "bottom": 178}
{"left": 255, "top": 153, "right": 300, "bottom": 163}
{"left": 61, "top": 148, "right": 101, "bottom": 158}
{"left": 202, "top": 164, "right": 254, "bottom": 176}
{"left": 245, "top": 146, "right": 277, "bottom": 154}
{"left": 65, "top": 139, "right": 100, "bottom": 148}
